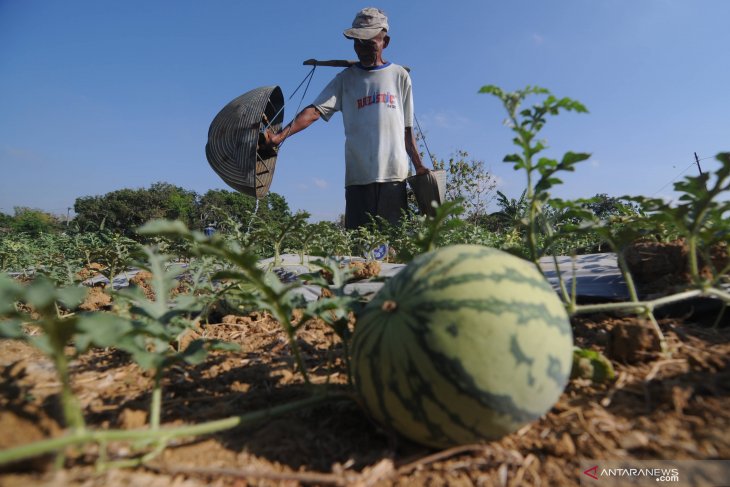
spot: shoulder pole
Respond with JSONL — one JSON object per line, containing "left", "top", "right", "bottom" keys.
{"left": 303, "top": 59, "right": 410, "bottom": 72}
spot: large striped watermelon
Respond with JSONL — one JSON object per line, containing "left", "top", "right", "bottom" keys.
{"left": 350, "top": 244, "right": 573, "bottom": 448}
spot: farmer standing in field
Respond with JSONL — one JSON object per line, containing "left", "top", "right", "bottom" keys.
{"left": 264, "top": 7, "right": 430, "bottom": 229}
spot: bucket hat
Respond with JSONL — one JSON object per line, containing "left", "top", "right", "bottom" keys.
{"left": 344, "top": 7, "right": 389, "bottom": 40}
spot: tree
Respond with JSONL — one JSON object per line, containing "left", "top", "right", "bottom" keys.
{"left": 582, "top": 193, "right": 640, "bottom": 220}
{"left": 10, "top": 207, "right": 61, "bottom": 236}
{"left": 0, "top": 212, "right": 13, "bottom": 232}
{"left": 75, "top": 189, "right": 143, "bottom": 233}
{"left": 432, "top": 150, "right": 497, "bottom": 221}
{"left": 149, "top": 182, "right": 197, "bottom": 226}
{"left": 72, "top": 183, "right": 297, "bottom": 240}
{"left": 74, "top": 183, "right": 197, "bottom": 235}
{"left": 489, "top": 190, "right": 528, "bottom": 232}
{"left": 197, "top": 189, "right": 259, "bottom": 229}
{"left": 197, "top": 190, "right": 292, "bottom": 232}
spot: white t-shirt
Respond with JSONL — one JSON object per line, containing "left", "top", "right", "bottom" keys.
{"left": 312, "top": 62, "right": 414, "bottom": 187}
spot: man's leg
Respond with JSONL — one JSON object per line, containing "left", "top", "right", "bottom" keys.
{"left": 345, "top": 184, "right": 377, "bottom": 230}
{"left": 345, "top": 182, "right": 407, "bottom": 230}
{"left": 375, "top": 181, "right": 408, "bottom": 227}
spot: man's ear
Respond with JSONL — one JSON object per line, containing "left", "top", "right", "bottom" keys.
{"left": 383, "top": 35, "right": 390, "bottom": 48}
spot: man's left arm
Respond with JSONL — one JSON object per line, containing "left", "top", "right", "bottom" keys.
{"left": 405, "top": 127, "right": 429, "bottom": 175}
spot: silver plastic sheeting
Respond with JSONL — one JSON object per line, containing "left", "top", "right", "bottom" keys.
{"left": 261, "top": 252, "right": 631, "bottom": 303}
{"left": 538, "top": 253, "right": 629, "bottom": 301}
{"left": 79, "top": 253, "right": 630, "bottom": 302}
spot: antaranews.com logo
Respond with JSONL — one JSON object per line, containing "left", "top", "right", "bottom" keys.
{"left": 580, "top": 460, "right": 730, "bottom": 486}
{"left": 582, "top": 464, "right": 679, "bottom": 483}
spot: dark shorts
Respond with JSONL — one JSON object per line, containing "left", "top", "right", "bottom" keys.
{"left": 345, "top": 181, "right": 408, "bottom": 229}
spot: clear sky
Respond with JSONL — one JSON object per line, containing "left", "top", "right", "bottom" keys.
{"left": 1, "top": 1, "right": 728, "bottom": 221}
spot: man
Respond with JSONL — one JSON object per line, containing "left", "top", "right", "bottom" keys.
{"left": 264, "top": 7, "right": 430, "bottom": 229}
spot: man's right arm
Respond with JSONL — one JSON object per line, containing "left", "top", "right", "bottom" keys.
{"left": 267, "top": 105, "right": 322, "bottom": 146}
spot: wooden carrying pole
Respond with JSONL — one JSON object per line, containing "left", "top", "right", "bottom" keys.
{"left": 303, "top": 59, "right": 410, "bottom": 72}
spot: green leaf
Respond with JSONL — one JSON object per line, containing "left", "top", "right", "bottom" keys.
{"left": 571, "top": 347, "right": 615, "bottom": 383}
{"left": 536, "top": 157, "right": 559, "bottom": 171}
{"left": 503, "top": 153, "right": 524, "bottom": 166}
{"left": 179, "top": 340, "right": 208, "bottom": 365}
{"left": 129, "top": 299, "right": 166, "bottom": 321}
{"left": 0, "top": 319, "right": 25, "bottom": 339}
{"left": 208, "top": 340, "right": 240, "bottom": 353}
{"left": 0, "top": 274, "right": 24, "bottom": 312}
{"left": 28, "top": 334, "right": 55, "bottom": 356}
{"left": 129, "top": 348, "right": 166, "bottom": 371}
{"left": 157, "top": 308, "right": 198, "bottom": 326}
{"left": 25, "top": 278, "right": 57, "bottom": 310}
{"left": 478, "top": 85, "right": 504, "bottom": 97}
{"left": 535, "top": 176, "right": 563, "bottom": 193}
{"left": 75, "top": 313, "right": 133, "bottom": 351}
{"left": 0, "top": 298, "right": 20, "bottom": 316}
{"left": 171, "top": 293, "right": 203, "bottom": 312}
{"left": 526, "top": 86, "right": 549, "bottom": 96}
{"left": 116, "top": 334, "right": 169, "bottom": 370}
{"left": 132, "top": 320, "right": 169, "bottom": 340}
{"left": 56, "top": 286, "right": 88, "bottom": 310}
{"left": 137, "top": 219, "right": 192, "bottom": 238}
{"left": 560, "top": 151, "right": 592, "bottom": 167}
{"left": 555, "top": 97, "right": 588, "bottom": 113}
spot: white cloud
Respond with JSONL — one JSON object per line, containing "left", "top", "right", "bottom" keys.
{"left": 294, "top": 178, "right": 329, "bottom": 191}
{"left": 590, "top": 159, "right": 600, "bottom": 168}
{"left": 2, "top": 146, "right": 44, "bottom": 162}
{"left": 419, "top": 111, "right": 471, "bottom": 130}
{"left": 491, "top": 174, "right": 505, "bottom": 188}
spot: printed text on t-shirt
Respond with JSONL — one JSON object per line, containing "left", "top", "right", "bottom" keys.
{"left": 356, "top": 92, "right": 397, "bottom": 110}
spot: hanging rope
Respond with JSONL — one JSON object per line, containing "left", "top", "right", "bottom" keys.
{"left": 263, "top": 65, "right": 317, "bottom": 138}
{"left": 414, "top": 113, "right": 436, "bottom": 166}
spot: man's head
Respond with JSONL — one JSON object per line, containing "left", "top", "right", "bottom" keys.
{"left": 345, "top": 8, "right": 390, "bottom": 67}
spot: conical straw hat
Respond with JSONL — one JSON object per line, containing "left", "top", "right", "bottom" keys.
{"left": 205, "top": 86, "right": 284, "bottom": 198}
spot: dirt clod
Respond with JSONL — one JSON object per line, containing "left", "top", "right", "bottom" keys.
{"left": 349, "top": 260, "right": 381, "bottom": 280}
{"left": 78, "top": 287, "right": 112, "bottom": 311}
{"left": 623, "top": 238, "right": 730, "bottom": 296}
{"left": 119, "top": 408, "right": 148, "bottom": 429}
{"left": 608, "top": 319, "right": 661, "bottom": 363}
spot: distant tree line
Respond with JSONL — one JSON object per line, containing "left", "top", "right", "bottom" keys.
{"left": 0, "top": 207, "right": 65, "bottom": 236}
{"left": 0, "top": 182, "right": 294, "bottom": 237}
{"left": 0, "top": 175, "right": 637, "bottom": 248}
